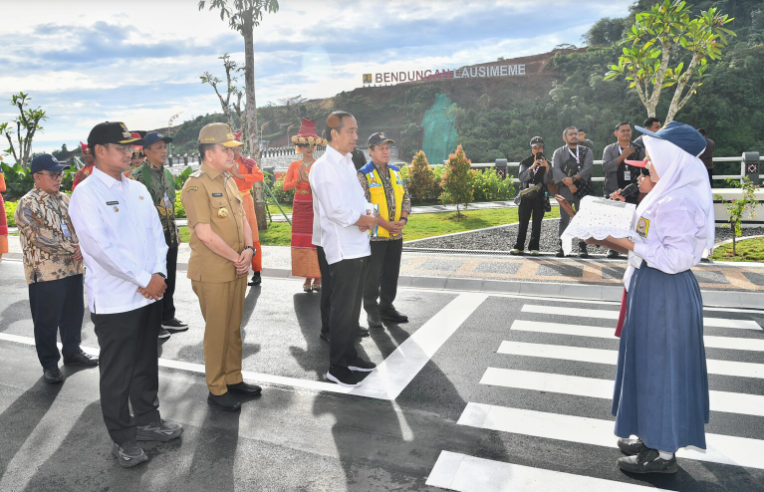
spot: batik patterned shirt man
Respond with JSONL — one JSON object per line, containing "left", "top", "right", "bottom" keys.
{"left": 15, "top": 187, "right": 83, "bottom": 284}
{"left": 130, "top": 163, "right": 179, "bottom": 247}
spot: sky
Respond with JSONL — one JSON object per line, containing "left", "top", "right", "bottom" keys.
{"left": 0, "top": 0, "right": 635, "bottom": 154}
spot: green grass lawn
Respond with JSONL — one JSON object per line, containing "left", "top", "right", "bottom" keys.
{"left": 267, "top": 203, "right": 293, "bottom": 215}
{"left": 178, "top": 207, "right": 560, "bottom": 246}
{"left": 711, "top": 237, "right": 764, "bottom": 262}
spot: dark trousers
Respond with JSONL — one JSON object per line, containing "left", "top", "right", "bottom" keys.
{"left": 163, "top": 245, "right": 178, "bottom": 322}
{"left": 317, "top": 246, "right": 332, "bottom": 336}
{"left": 28, "top": 274, "right": 84, "bottom": 369}
{"left": 514, "top": 198, "right": 545, "bottom": 251}
{"left": 322, "top": 253, "right": 369, "bottom": 368}
{"left": 707, "top": 167, "right": 713, "bottom": 188}
{"left": 93, "top": 302, "right": 162, "bottom": 445}
{"left": 363, "top": 239, "right": 403, "bottom": 314}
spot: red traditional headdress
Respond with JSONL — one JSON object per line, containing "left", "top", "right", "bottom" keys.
{"left": 131, "top": 133, "right": 143, "bottom": 153}
{"left": 234, "top": 130, "right": 244, "bottom": 142}
{"left": 292, "top": 118, "right": 327, "bottom": 146}
{"left": 80, "top": 141, "right": 89, "bottom": 152}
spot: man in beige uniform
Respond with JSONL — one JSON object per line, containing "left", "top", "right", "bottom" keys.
{"left": 181, "top": 123, "right": 261, "bottom": 411}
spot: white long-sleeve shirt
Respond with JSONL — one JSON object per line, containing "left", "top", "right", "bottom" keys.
{"left": 630, "top": 188, "right": 708, "bottom": 275}
{"left": 310, "top": 145, "right": 372, "bottom": 265}
{"left": 69, "top": 167, "right": 169, "bottom": 314}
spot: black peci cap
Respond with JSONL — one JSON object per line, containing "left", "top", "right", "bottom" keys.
{"left": 530, "top": 136, "right": 544, "bottom": 147}
{"left": 87, "top": 121, "right": 143, "bottom": 149}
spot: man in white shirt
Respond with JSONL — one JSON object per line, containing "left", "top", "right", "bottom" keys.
{"left": 310, "top": 111, "right": 378, "bottom": 387}
{"left": 69, "top": 122, "right": 182, "bottom": 469}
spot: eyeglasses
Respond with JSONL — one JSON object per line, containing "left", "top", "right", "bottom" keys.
{"left": 36, "top": 171, "right": 64, "bottom": 180}
{"left": 110, "top": 144, "right": 133, "bottom": 154}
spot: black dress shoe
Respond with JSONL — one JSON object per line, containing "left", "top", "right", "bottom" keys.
{"left": 43, "top": 366, "right": 64, "bottom": 384}
{"left": 578, "top": 244, "right": 590, "bottom": 258}
{"left": 380, "top": 309, "right": 408, "bottom": 324}
{"left": 162, "top": 318, "right": 189, "bottom": 332}
{"left": 207, "top": 392, "right": 241, "bottom": 411}
{"left": 63, "top": 350, "right": 99, "bottom": 367}
{"left": 555, "top": 248, "right": 566, "bottom": 258}
{"left": 617, "top": 448, "right": 677, "bottom": 474}
{"left": 617, "top": 438, "right": 647, "bottom": 456}
{"left": 248, "top": 271, "right": 262, "bottom": 286}
{"left": 367, "top": 311, "right": 383, "bottom": 328}
{"left": 607, "top": 250, "right": 621, "bottom": 259}
{"left": 357, "top": 326, "right": 370, "bottom": 338}
{"left": 227, "top": 381, "right": 262, "bottom": 396}
{"left": 319, "top": 331, "right": 331, "bottom": 343}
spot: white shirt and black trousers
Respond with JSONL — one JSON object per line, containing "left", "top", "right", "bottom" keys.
{"left": 70, "top": 168, "right": 169, "bottom": 445}
{"left": 310, "top": 146, "right": 371, "bottom": 369}
{"left": 552, "top": 144, "right": 593, "bottom": 244}
{"left": 514, "top": 155, "right": 552, "bottom": 252}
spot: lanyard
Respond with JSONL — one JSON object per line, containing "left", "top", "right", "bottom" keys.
{"left": 567, "top": 146, "right": 579, "bottom": 164}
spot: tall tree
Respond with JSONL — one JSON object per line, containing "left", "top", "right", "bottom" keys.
{"left": 200, "top": 53, "right": 248, "bottom": 152}
{"left": 198, "top": 0, "right": 279, "bottom": 163}
{"left": 0, "top": 92, "right": 47, "bottom": 170}
{"left": 604, "top": 0, "right": 735, "bottom": 124}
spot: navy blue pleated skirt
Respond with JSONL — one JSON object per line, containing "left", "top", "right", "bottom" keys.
{"left": 612, "top": 265, "right": 710, "bottom": 452}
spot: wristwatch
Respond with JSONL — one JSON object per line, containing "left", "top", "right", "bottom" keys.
{"left": 243, "top": 245, "right": 256, "bottom": 254}
{"left": 154, "top": 272, "right": 166, "bottom": 279}
{"left": 401, "top": 217, "right": 408, "bottom": 224}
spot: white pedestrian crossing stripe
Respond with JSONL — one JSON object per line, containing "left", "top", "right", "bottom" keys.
{"left": 521, "top": 304, "right": 762, "bottom": 330}
{"left": 429, "top": 301, "right": 764, "bottom": 491}
{"left": 458, "top": 402, "right": 764, "bottom": 470}
{"left": 511, "top": 319, "right": 764, "bottom": 352}
{"left": 480, "top": 367, "right": 764, "bottom": 417}
{"left": 498, "top": 340, "right": 764, "bottom": 379}
{"left": 427, "top": 451, "right": 674, "bottom": 492}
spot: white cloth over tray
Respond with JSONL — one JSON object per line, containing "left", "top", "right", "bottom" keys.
{"left": 560, "top": 196, "right": 639, "bottom": 256}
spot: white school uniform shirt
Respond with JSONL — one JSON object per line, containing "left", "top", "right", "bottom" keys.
{"left": 69, "top": 167, "right": 169, "bottom": 314}
{"left": 310, "top": 145, "right": 372, "bottom": 265}
{"left": 625, "top": 188, "right": 708, "bottom": 288}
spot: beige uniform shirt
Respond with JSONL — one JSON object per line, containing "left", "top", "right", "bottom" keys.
{"left": 181, "top": 163, "right": 247, "bottom": 283}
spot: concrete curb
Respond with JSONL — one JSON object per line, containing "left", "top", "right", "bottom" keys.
{"left": 3, "top": 254, "right": 759, "bottom": 309}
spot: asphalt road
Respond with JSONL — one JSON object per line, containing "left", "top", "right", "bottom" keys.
{"left": 1, "top": 258, "right": 763, "bottom": 492}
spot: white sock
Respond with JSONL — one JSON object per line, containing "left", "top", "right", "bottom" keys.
{"left": 658, "top": 450, "right": 674, "bottom": 460}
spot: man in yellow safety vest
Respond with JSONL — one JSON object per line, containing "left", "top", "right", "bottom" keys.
{"left": 357, "top": 132, "right": 412, "bottom": 329}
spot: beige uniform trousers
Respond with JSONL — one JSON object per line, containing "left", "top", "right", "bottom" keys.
{"left": 192, "top": 276, "right": 247, "bottom": 395}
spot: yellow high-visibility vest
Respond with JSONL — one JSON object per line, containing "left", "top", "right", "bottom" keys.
{"left": 363, "top": 163, "right": 404, "bottom": 238}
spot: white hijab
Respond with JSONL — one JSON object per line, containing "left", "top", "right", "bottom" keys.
{"left": 624, "top": 136, "right": 714, "bottom": 289}
{"left": 638, "top": 136, "right": 715, "bottom": 252}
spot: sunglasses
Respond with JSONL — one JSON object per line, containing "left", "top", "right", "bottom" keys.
{"left": 36, "top": 171, "right": 64, "bottom": 180}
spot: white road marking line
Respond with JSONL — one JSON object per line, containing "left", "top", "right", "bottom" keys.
{"left": 426, "top": 451, "right": 674, "bottom": 492}
{"left": 511, "top": 319, "right": 764, "bottom": 352}
{"left": 458, "top": 403, "right": 764, "bottom": 470}
{"left": 521, "top": 304, "right": 762, "bottom": 330}
{"left": 0, "top": 294, "right": 487, "bottom": 401}
{"left": 351, "top": 293, "right": 489, "bottom": 399}
{"left": 498, "top": 341, "right": 764, "bottom": 379}
{"left": 480, "top": 367, "right": 764, "bottom": 418}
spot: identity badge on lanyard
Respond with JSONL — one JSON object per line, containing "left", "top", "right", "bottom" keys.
{"left": 567, "top": 146, "right": 580, "bottom": 165}
{"left": 61, "top": 222, "right": 73, "bottom": 239}
{"left": 163, "top": 193, "right": 173, "bottom": 210}
{"left": 617, "top": 146, "right": 631, "bottom": 181}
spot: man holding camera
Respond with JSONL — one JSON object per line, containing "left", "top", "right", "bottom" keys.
{"left": 602, "top": 122, "right": 645, "bottom": 258}
{"left": 552, "top": 126, "right": 593, "bottom": 257}
{"left": 511, "top": 136, "right": 551, "bottom": 256}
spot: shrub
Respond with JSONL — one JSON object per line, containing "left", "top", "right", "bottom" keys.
{"left": 407, "top": 150, "right": 436, "bottom": 203}
{"left": 471, "top": 168, "right": 516, "bottom": 202}
{"left": 174, "top": 194, "right": 186, "bottom": 219}
{"left": 271, "top": 174, "right": 295, "bottom": 204}
{"left": 439, "top": 145, "right": 473, "bottom": 216}
{"left": 5, "top": 200, "right": 17, "bottom": 227}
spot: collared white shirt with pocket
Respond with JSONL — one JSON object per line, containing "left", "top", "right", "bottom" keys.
{"left": 310, "top": 146, "right": 372, "bottom": 265}
{"left": 70, "top": 167, "right": 169, "bottom": 314}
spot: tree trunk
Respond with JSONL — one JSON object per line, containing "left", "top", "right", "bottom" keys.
{"left": 242, "top": 21, "right": 266, "bottom": 230}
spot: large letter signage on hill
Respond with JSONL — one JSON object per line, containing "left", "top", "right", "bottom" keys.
{"left": 362, "top": 64, "right": 526, "bottom": 85}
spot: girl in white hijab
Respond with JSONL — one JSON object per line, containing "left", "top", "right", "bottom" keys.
{"left": 599, "top": 125, "right": 713, "bottom": 474}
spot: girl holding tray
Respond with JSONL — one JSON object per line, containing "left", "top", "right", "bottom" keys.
{"left": 588, "top": 122, "right": 713, "bottom": 474}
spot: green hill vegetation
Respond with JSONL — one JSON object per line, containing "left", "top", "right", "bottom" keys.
{"left": 167, "top": 0, "right": 763, "bottom": 176}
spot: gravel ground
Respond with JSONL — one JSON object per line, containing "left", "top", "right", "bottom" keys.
{"left": 405, "top": 220, "right": 764, "bottom": 255}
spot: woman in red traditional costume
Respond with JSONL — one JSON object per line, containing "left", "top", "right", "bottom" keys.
{"left": 231, "top": 132, "right": 265, "bottom": 286}
{"left": 71, "top": 142, "right": 95, "bottom": 191}
{"left": 283, "top": 118, "right": 325, "bottom": 292}
{"left": 0, "top": 157, "right": 7, "bottom": 262}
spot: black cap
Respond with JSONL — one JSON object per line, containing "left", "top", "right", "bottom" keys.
{"left": 530, "top": 136, "right": 544, "bottom": 147}
{"left": 87, "top": 121, "right": 143, "bottom": 149}
{"left": 30, "top": 154, "right": 69, "bottom": 174}
{"left": 143, "top": 131, "right": 173, "bottom": 148}
{"left": 368, "top": 132, "right": 395, "bottom": 148}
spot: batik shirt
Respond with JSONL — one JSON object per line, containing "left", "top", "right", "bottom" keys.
{"left": 130, "top": 164, "right": 179, "bottom": 247}
{"left": 357, "top": 162, "right": 412, "bottom": 242}
{"left": 15, "top": 187, "right": 84, "bottom": 284}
